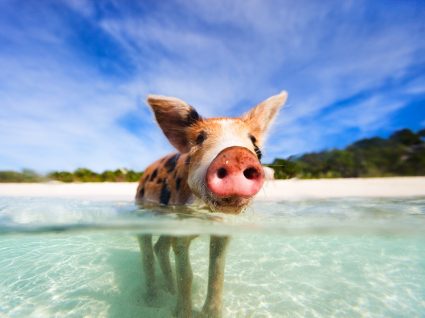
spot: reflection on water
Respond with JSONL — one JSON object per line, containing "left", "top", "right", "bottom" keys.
{"left": 0, "top": 197, "right": 424, "bottom": 317}
{"left": 1, "top": 197, "right": 425, "bottom": 236}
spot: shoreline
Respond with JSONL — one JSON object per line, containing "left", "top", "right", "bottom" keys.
{"left": 0, "top": 177, "right": 424, "bottom": 201}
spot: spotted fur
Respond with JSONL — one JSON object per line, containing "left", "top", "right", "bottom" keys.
{"left": 136, "top": 152, "right": 192, "bottom": 206}
{"left": 135, "top": 91, "right": 288, "bottom": 318}
{"left": 136, "top": 91, "right": 288, "bottom": 213}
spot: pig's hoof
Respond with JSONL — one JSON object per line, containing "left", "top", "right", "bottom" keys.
{"left": 173, "top": 306, "right": 198, "bottom": 318}
{"left": 165, "top": 283, "right": 176, "bottom": 295}
{"left": 144, "top": 289, "right": 158, "bottom": 306}
{"left": 200, "top": 307, "right": 222, "bottom": 318}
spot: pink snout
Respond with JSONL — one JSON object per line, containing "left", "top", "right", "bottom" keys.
{"left": 206, "top": 146, "right": 265, "bottom": 198}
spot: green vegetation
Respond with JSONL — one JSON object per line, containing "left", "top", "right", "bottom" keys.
{"left": 0, "top": 168, "right": 143, "bottom": 183}
{"left": 0, "top": 169, "right": 44, "bottom": 183}
{"left": 269, "top": 128, "right": 425, "bottom": 179}
{"left": 1, "top": 128, "right": 424, "bottom": 182}
{"left": 47, "top": 168, "right": 143, "bottom": 182}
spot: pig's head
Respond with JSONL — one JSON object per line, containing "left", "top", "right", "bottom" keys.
{"left": 147, "top": 91, "right": 288, "bottom": 214}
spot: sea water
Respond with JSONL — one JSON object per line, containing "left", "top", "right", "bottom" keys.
{"left": 0, "top": 196, "right": 424, "bottom": 317}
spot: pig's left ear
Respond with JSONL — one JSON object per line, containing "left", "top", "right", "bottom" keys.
{"left": 147, "top": 95, "right": 202, "bottom": 153}
{"left": 241, "top": 91, "right": 288, "bottom": 145}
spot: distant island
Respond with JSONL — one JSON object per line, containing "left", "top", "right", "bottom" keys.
{"left": 1, "top": 128, "right": 424, "bottom": 183}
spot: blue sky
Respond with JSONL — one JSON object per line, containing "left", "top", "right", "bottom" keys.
{"left": 1, "top": 0, "right": 424, "bottom": 172}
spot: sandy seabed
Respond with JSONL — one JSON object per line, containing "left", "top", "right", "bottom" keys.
{"left": 0, "top": 179, "right": 424, "bottom": 318}
{"left": 0, "top": 177, "right": 424, "bottom": 201}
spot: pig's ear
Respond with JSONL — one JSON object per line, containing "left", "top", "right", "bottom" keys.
{"left": 241, "top": 91, "right": 288, "bottom": 145}
{"left": 147, "top": 95, "right": 202, "bottom": 153}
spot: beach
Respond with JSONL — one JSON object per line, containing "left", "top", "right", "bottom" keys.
{"left": 1, "top": 177, "right": 424, "bottom": 201}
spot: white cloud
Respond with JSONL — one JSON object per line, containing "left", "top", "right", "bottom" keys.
{"left": 0, "top": 0, "right": 424, "bottom": 171}
{"left": 0, "top": 46, "right": 169, "bottom": 172}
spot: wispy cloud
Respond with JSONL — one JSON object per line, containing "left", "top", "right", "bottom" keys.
{"left": 0, "top": 0, "right": 424, "bottom": 171}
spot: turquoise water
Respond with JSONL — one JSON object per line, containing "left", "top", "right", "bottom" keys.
{"left": 0, "top": 197, "right": 424, "bottom": 317}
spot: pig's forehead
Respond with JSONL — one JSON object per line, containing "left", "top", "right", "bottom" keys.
{"left": 195, "top": 119, "right": 253, "bottom": 151}
{"left": 195, "top": 118, "right": 248, "bottom": 131}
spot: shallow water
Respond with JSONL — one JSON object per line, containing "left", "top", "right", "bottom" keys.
{"left": 0, "top": 196, "right": 424, "bottom": 317}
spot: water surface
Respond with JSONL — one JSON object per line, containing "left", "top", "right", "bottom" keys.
{"left": 0, "top": 197, "right": 424, "bottom": 317}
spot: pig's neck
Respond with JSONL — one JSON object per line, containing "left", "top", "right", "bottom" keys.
{"left": 135, "top": 152, "right": 194, "bottom": 206}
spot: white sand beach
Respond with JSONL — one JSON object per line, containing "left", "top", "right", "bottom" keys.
{"left": 0, "top": 177, "right": 424, "bottom": 201}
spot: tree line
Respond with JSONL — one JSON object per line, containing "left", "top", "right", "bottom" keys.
{"left": 0, "top": 168, "right": 143, "bottom": 183}
{"left": 1, "top": 128, "right": 424, "bottom": 182}
{"left": 269, "top": 128, "right": 425, "bottom": 179}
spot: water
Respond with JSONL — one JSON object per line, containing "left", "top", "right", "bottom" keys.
{"left": 0, "top": 196, "right": 424, "bottom": 317}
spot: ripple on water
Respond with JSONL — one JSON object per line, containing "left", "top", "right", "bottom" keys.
{"left": 0, "top": 197, "right": 424, "bottom": 317}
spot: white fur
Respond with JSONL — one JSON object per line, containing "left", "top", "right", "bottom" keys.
{"left": 188, "top": 119, "right": 255, "bottom": 197}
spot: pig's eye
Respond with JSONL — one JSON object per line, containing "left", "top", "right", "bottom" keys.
{"left": 249, "top": 134, "right": 262, "bottom": 160}
{"left": 196, "top": 131, "right": 206, "bottom": 145}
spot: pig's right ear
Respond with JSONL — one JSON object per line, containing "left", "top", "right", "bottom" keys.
{"left": 147, "top": 95, "right": 202, "bottom": 153}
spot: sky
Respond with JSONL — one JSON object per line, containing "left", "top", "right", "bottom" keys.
{"left": 0, "top": 0, "right": 424, "bottom": 172}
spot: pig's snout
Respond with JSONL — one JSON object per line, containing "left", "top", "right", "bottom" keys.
{"left": 206, "top": 146, "right": 264, "bottom": 198}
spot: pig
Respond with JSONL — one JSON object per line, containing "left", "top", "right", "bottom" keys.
{"left": 135, "top": 91, "right": 287, "bottom": 317}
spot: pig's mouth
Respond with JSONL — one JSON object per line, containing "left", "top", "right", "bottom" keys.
{"left": 205, "top": 192, "right": 252, "bottom": 214}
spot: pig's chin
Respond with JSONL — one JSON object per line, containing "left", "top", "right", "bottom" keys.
{"left": 205, "top": 194, "right": 252, "bottom": 214}
{"left": 190, "top": 181, "right": 253, "bottom": 214}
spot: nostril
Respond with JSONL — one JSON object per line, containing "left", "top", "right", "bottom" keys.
{"left": 243, "top": 167, "right": 260, "bottom": 180}
{"left": 217, "top": 167, "right": 228, "bottom": 179}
